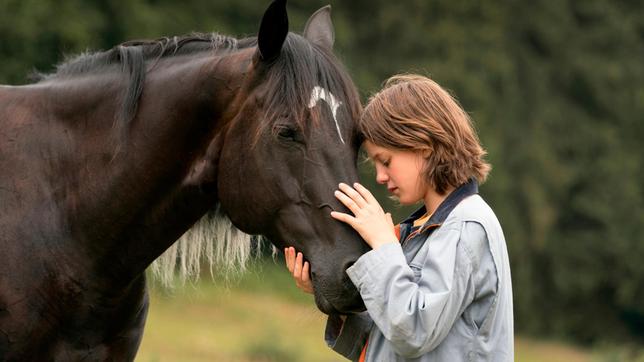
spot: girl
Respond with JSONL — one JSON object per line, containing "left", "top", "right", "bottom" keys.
{"left": 285, "top": 74, "right": 513, "bottom": 361}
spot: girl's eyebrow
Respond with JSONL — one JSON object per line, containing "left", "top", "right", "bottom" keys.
{"left": 368, "top": 149, "right": 381, "bottom": 159}
{"left": 372, "top": 151, "right": 387, "bottom": 161}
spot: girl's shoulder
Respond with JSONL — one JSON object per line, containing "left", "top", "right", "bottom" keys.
{"left": 443, "top": 194, "right": 500, "bottom": 229}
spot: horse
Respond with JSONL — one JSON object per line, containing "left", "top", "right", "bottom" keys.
{"left": 0, "top": 0, "right": 370, "bottom": 360}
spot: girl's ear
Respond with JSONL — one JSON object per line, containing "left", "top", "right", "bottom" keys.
{"left": 421, "top": 148, "right": 432, "bottom": 159}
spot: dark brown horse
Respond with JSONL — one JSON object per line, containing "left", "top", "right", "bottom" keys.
{"left": 0, "top": 1, "right": 369, "bottom": 360}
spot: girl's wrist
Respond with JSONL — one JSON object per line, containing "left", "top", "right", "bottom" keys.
{"left": 371, "top": 237, "right": 398, "bottom": 250}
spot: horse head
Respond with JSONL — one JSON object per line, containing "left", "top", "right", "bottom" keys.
{"left": 217, "top": 1, "right": 369, "bottom": 314}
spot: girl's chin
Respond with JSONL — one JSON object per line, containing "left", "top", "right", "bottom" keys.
{"left": 390, "top": 195, "right": 412, "bottom": 205}
{"left": 391, "top": 194, "right": 423, "bottom": 206}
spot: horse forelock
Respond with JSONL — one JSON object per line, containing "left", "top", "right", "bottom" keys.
{"left": 150, "top": 205, "right": 272, "bottom": 287}
{"left": 254, "top": 33, "right": 362, "bottom": 145}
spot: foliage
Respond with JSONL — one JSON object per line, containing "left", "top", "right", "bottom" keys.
{"left": 1, "top": 0, "right": 642, "bottom": 345}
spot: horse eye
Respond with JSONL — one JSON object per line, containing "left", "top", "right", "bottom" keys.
{"left": 276, "top": 125, "right": 301, "bottom": 143}
{"left": 278, "top": 127, "right": 296, "bottom": 139}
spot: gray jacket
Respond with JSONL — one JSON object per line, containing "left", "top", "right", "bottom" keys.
{"left": 325, "top": 181, "right": 514, "bottom": 361}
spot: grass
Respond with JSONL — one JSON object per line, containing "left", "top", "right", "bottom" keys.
{"left": 137, "top": 259, "right": 339, "bottom": 362}
{"left": 135, "top": 259, "right": 635, "bottom": 362}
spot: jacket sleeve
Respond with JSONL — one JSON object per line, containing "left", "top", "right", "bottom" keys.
{"left": 345, "top": 221, "right": 479, "bottom": 358}
{"left": 325, "top": 312, "right": 373, "bottom": 361}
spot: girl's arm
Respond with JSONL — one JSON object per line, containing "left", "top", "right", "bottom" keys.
{"left": 346, "top": 222, "right": 482, "bottom": 358}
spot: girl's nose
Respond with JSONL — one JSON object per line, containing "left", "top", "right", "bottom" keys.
{"left": 375, "top": 166, "right": 388, "bottom": 184}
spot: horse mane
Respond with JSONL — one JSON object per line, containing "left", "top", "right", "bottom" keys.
{"left": 150, "top": 205, "right": 271, "bottom": 287}
{"left": 34, "top": 33, "right": 255, "bottom": 123}
{"left": 35, "top": 31, "right": 361, "bottom": 142}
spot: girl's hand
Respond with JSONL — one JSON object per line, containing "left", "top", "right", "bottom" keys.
{"left": 284, "top": 247, "right": 314, "bottom": 294}
{"left": 331, "top": 182, "right": 398, "bottom": 250}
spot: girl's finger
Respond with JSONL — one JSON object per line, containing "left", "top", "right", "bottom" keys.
{"left": 334, "top": 190, "right": 361, "bottom": 215}
{"left": 294, "top": 252, "right": 304, "bottom": 279}
{"left": 354, "top": 182, "right": 379, "bottom": 205}
{"left": 302, "top": 261, "right": 311, "bottom": 284}
{"left": 284, "top": 248, "right": 290, "bottom": 271}
{"left": 289, "top": 248, "right": 297, "bottom": 273}
{"left": 338, "top": 183, "right": 368, "bottom": 208}
{"left": 285, "top": 247, "right": 294, "bottom": 273}
{"left": 330, "top": 211, "right": 355, "bottom": 226}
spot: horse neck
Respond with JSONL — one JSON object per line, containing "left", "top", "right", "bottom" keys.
{"left": 42, "top": 49, "right": 253, "bottom": 285}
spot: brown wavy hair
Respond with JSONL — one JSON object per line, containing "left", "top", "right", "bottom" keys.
{"left": 359, "top": 74, "right": 491, "bottom": 194}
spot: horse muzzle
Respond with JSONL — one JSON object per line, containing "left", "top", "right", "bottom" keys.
{"left": 310, "top": 270, "right": 366, "bottom": 315}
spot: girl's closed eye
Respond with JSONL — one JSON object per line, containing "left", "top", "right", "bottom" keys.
{"left": 373, "top": 155, "right": 390, "bottom": 167}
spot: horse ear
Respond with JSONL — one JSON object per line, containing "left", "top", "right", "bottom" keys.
{"left": 257, "top": 0, "right": 289, "bottom": 62}
{"left": 303, "top": 5, "right": 334, "bottom": 49}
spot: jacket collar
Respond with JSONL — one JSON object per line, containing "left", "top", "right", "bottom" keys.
{"left": 401, "top": 178, "right": 479, "bottom": 234}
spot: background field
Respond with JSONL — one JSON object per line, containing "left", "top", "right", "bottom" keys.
{"left": 136, "top": 260, "right": 641, "bottom": 362}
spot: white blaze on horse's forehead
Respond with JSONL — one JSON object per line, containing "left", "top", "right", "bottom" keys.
{"left": 308, "top": 85, "right": 345, "bottom": 144}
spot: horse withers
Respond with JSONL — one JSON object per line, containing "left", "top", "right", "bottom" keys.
{"left": 0, "top": 0, "right": 368, "bottom": 360}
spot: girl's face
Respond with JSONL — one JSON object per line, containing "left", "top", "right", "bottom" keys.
{"left": 363, "top": 141, "right": 428, "bottom": 205}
